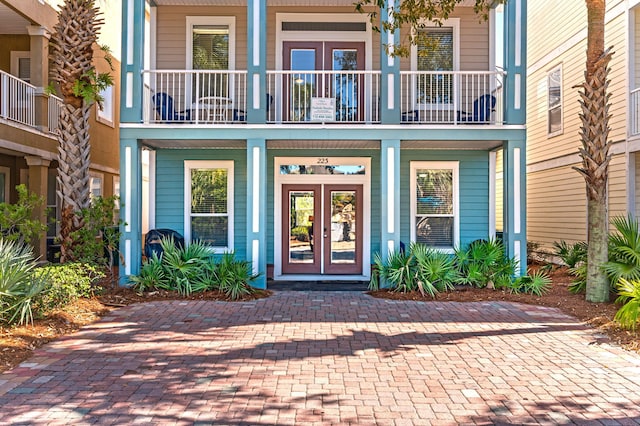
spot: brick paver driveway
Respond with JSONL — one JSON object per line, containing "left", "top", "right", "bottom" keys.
{"left": 1, "top": 291, "right": 640, "bottom": 425}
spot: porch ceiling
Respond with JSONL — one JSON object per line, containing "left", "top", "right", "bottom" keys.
{"left": 153, "top": 0, "right": 478, "bottom": 6}
{"left": 0, "top": 3, "right": 32, "bottom": 34}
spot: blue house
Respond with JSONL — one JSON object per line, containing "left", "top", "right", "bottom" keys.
{"left": 119, "top": 0, "right": 527, "bottom": 288}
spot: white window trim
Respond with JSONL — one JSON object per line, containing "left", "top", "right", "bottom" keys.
{"left": 547, "top": 64, "right": 563, "bottom": 137}
{"left": 184, "top": 160, "right": 234, "bottom": 253}
{"left": 410, "top": 161, "right": 460, "bottom": 253}
{"left": 410, "top": 18, "right": 460, "bottom": 110}
{"left": 0, "top": 166, "right": 10, "bottom": 203}
{"left": 186, "top": 16, "right": 236, "bottom": 70}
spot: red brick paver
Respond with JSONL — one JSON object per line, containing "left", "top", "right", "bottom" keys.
{"left": 1, "top": 292, "right": 640, "bottom": 425}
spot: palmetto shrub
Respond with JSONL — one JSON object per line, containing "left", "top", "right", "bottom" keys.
{"left": 454, "top": 239, "right": 517, "bottom": 289}
{"left": 614, "top": 278, "right": 640, "bottom": 330}
{"left": 130, "top": 237, "right": 258, "bottom": 300}
{"left": 604, "top": 215, "right": 640, "bottom": 286}
{"left": 0, "top": 239, "right": 49, "bottom": 325}
{"left": 370, "top": 242, "right": 460, "bottom": 297}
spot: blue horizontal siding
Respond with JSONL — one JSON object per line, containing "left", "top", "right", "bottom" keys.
{"left": 155, "top": 149, "right": 247, "bottom": 259}
{"left": 400, "top": 150, "right": 490, "bottom": 248}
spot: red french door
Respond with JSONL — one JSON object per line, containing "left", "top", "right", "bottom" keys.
{"left": 281, "top": 184, "right": 363, "bottom": 275}
{"left": 283, "top": 41, "right": 365, "bottom": 122}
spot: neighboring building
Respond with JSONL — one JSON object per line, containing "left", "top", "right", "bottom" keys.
{"left": 527, "top": 0, "right": 636, "bottom": 255}
{"left": 119, "top": 0, "right": 527, "bottom": 288}
{"left": 0, "top": 0, "right": 121, "bottom": 260}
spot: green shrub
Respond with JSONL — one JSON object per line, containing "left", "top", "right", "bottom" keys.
{"left": 214, "top": 252, "right": 258, "bottom": 300}
{"left": 553, "top": 240, "right": 588, "bottom": 269}
{"left": 604, "top": 215, "right": 640, "bottom": 286}
{"left": 35, "top": 262, "right": 104, "bottom": 311}
{"left": 614, "top": 278, "right": 640, "bottom": 330}
{"left": 0, "top": 184, "right": 47, "bottom": 248}
{"left": 455, "top": 239, "right": 517, "bottom": 289}
{"left": 129, "top": 238, "right": 258, "bottom": 300}
{"left": 0, "top": 239, "right": 48, "bottom": 325}
{"left": 369, "top": 243, "right": 460, "bottom": 297}
{"left": 130, "top": 253, "right": 166, "bottom": 293}
{"left": 159, "top": 238, "right": 211, "bottom": 296}
{"left": 510, "top": 270, "right": 552, "bottom": 296}
{"left": 411, "top": 243, "right": 460, "bottom": 297}
{"left": 68, "top": 195, "right": 121, "bottom": 267}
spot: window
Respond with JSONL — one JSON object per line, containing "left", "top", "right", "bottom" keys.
{"left": 90, "top": 174, "right": 103, "bottom": 199}
{"left": 96, "top": 85, "right": 114, "bottom": 126}
{"left": 187, "top": 17, "right": 235, "bottom": 101}
{"left": 548, "top": 65, "right": 563, "bottom": 136}
{"left": 10, "top": 52, "right": 30, "bottom": 83}
{"left": 0, "top": 167, "right": 10, "bottom": 203}
{"left": 410, "top": 162, "right": 459, "bottom": 252}
{"left": 184, "top": 160, "right": 233, "bottom": 252}
{"left": 411, "top": 19, "right": 459, "bottom": 105}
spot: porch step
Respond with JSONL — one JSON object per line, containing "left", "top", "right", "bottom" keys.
{"left": 267, "top": 280, "right": 369, "bottom": 292}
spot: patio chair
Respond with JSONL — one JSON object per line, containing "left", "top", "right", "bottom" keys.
{"left": 153, "top": 92, "right": 192, "bottom": 123}
{"left": 457, "top": 94, "right": 496, "bottom": 123}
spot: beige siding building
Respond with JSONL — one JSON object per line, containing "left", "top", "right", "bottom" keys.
{"left": 0, "top": 0, "right": 121, "bottom": 258}
{"left": 526, "top": 0, "right": 638, "bottom": 254}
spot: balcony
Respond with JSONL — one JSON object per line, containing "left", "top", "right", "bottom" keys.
{"left": 141, "top": 69, "right": 505, "bottom": 126}
{"left": 0, "top": 70, "right": 62, "bottom": 135}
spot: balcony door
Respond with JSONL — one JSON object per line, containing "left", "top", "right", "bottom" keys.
{"left": 283, "top": 41, "right": 365, "bottom": 122}
{"left": 282, "top": 184, "right": 363, "bottom": 275}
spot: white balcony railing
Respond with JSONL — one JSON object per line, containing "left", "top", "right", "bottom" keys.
{"left": 142, "top": 70, "right": 248, "bottom": 124}
{"left": 399, "top": 70, "right": 505, "bottom": 124}
{"left": 266, "top": 70, "right": 381, "bottom": 123}
{"left": 0, "top": 70, "right": 36, "bottom": 127}
{"left": 48, "top": 94, "right": 63, "bottom": 135}
{"left": 631, "top": 88, "right": 640, "bottom": 136}
{"left": 140, "top": 69, "right": 505, "bottom": 125}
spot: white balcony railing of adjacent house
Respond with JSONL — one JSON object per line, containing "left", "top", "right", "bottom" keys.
{"left": 631, "top": 88, "right": 640, "bottom": 136}
{"left": 0, "top": 70, "right": 36, "bottom": 128}
{"left": 141, "top": 69, "right": 505, "bottom": 125}
{"left": 48, "top": 94, "right": 63, "bottom": 135}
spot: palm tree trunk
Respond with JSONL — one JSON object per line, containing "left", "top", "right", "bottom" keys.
{"left": 50, "top": 0, "right": 101, "bottom": 262}
{"left": 575, "top": 0, "right": 612, "bottom": 303}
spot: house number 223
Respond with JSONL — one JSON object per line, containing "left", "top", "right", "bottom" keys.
{"left": 317, "top": 158, "right": 329, "bottom": 164}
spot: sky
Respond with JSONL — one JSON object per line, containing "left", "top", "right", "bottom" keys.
{"left": 44, "top": 0, "right": 121, "bottom": 60}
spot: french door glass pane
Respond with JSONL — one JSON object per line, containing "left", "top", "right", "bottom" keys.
{"left": 330, "top": 191, "right": 356, "bottom": 264}
{"left": 290, "top": 50, "right": 317, "bottom": 122}
{"left": 289, "top": 191, "right": 315, "bottom": 263}
{"left": 333, "top": 49, "right": 358, "bottom": 121}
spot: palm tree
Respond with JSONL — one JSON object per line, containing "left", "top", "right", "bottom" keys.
{"left": 574, "top": 0, "right": 612, "bottom": 302}
{"left": 49, "top": 0, "right": 111, "bottom": 262}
